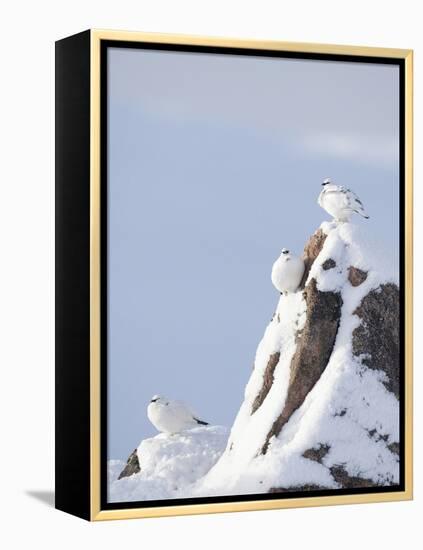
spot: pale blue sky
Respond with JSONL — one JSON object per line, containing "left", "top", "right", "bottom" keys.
{"left": 107, "top": 47, "right": 399, "bottom": 459}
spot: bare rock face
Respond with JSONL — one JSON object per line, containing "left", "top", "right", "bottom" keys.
{"left": 322, "top": 258, "right": 336, "bottom": 271}
{"left": 348, "top": 266, "right": 368, "bottom": 287}
{"left": 352, "top": 283, "right": 400, "bottom": 399}
{"left": 329, "top": 465, "right": 381, "bottom": 488}
{"left": 251, "top": 352, "right": 280, "bottom": 414}
{"left": 118, "top": 449, "right": 141, "bottom": 479}
{"left": 302, "top": 444, "right": 331, "bottom": 463}
{"left": 388, "top": 442, "right": 400, "bottom": 457}
{"left": 299, "top": 229, "right": 327, "bottom": 288}
{"left": 262, "top": 278, "right": 343, "bottom": 453}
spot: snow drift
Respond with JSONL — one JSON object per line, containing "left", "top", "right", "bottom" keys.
{"left": 108, "top": 426, "right": 228, "bottom": 502}
{"left": 109, "top": 221, "right": 400, "bottom": 501}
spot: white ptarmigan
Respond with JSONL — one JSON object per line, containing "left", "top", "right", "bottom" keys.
{"left": 271, "top": 248, "right": 305, "bottom": 295}
{"left": 147, "top": 395, "right": 209, "bottom": 434}
{"left": 318, "top": 178, "right": 369, "bottom": 222}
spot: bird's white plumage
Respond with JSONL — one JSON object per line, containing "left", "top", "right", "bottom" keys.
{"left": 318, "top": 179, "right": 369, "bottom": 222}
{"left": 147, "top": 395, "right": 208, "bottom": 434}
{"left": 271, "top": 248, "right": 305, "bottom": 294}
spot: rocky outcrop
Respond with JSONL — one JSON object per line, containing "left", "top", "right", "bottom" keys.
{"left": 118, "top": 449, "right": 141, "bottom": 479}
{"left": 259, "top": 227, "right": 400, "bottom": 461}
{"left": 212, "top": 223, "right": 400, "bottom": 494}
{"left": 352, "top": 283, "right": 400, "bottom": 399}
{"left": 262, "top": 277, "right": 343, "bottom": 453}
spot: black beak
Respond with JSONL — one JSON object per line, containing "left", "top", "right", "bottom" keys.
{"left": 150, "top": 398, "right": 158, "bottom": 403}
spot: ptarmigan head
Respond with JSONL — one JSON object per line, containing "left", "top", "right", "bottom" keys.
{"left": 150, "top": 395, "right": 168, "bottom": 405}
{"left": 322, "top": 177, "right": 331, "bottom": 186}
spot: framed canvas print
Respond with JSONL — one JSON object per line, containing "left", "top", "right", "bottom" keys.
{"left": 55, "top": 29, "right": 413, "bottom": 521}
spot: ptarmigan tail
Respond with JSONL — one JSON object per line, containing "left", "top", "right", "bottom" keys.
{"left": 350, "top": 190, "right": 369, "bottom": 219}
{"left": 194, "top": 417, "right": 209, "bottom": 426}
{"left": 355, "top": 209, "right": 370, "bottom": 219}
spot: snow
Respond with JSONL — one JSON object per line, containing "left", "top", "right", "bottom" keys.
{"left": 109, "top": 221, "right": 400, "bottom": 501}
{"left": 108, "top": 426, "right": 228, "bottom": 502}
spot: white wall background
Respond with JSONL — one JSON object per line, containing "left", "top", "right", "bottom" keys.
{"left": 0, "top": 1, "right": 420, "bottom": 548}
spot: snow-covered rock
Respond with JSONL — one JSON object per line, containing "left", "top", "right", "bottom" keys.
{"left": 108, "top": 426, "right": 228, "bottom": 502}
{"left": 195, "top": 221, "right": 400, "bottom": 496}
